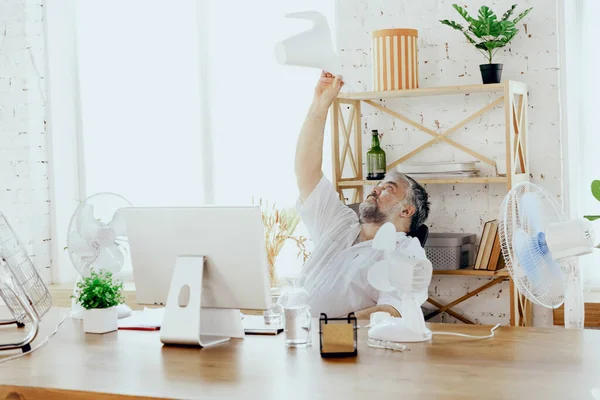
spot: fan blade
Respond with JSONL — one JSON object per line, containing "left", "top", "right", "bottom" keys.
{"left": 514, "top": 229, "right": 540, "bottom": 278}
{"left": 514, "top": 229, "right": 564, "bottom": 306}
{"left": 520, "top": 192, "right": 543, "bottom": 233}
{"left": 67, "top": 231, "right": 95, "bottom": 256}
{"left": 108, "top": 208, "right": 128, "bottom": 237}
{"left": 90, "top": 243, "right": 124, "bottom": 274}
{"left": 76, "top": 204, "right": 103, "bottom": 241}
{"left": 387, "top": 253, "right": 414, "bottom": 293}
{"left": 372, "top": 222, "right": 396, "bottom": 252}
{"left": 367, "top": 260, "right": 395, "bottom": 292}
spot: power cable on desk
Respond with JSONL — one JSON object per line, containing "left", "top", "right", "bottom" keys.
{"left": 0, "top": 313, "right": 68, "bottom": 365}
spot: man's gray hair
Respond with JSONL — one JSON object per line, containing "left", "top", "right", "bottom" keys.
{"left": 385, "top": 170, "right": 430, "bottom": 233}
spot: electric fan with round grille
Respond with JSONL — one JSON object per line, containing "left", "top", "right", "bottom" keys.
{"left": 498, "top": 182, "right": 597, "bottom": 329}
{"left": 67, "top": 192, "right": 133, "bottom": 319}
{"left": 0, "top": 211, "right": 52, "bottom": 353}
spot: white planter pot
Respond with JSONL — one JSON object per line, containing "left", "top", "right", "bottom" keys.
{"left": 83, "top": 306, "right": 118, "bottom": 334}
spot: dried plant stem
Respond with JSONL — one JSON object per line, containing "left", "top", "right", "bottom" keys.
{"left": 255, "top": 198, "right": 311, "bottom": 287}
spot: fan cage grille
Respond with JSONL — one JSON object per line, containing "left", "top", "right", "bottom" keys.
{"left": 499, "top": 182, "right": 566, "bottom": 308}
{"left": 0, "top": 212, "right": 52, "bottom": 323}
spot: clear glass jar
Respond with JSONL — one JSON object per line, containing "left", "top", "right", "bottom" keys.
{"left": 280, "top": 286, "right": 311, "bottom": 347}
{"left": 263, "top": 287, "right": 283, "bottom": 325}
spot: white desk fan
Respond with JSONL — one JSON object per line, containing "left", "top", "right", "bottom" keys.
{"left": 67, "top": 192, "right": 133, "bottom": 319}
{"left": 0, "top": 211, "right": 52, "bottom": 353}
{"left": 498, "top": 182, "right": 598, "bottom": 329}
{"left": 367, "top": 223, "right": 433, "bottom": 344}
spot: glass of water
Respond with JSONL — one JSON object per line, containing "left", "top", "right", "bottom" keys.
{"left": 280, "top": 282, "right": 312, "bottom": 347}
{"left": 263, "top": 287, "right": 283, "bottom": 325}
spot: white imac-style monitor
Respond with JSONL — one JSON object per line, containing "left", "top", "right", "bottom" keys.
{"left": 123, "top": 206, "right": 272, "bottom": 347}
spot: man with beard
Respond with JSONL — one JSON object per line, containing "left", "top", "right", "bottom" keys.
{"left": 294, "top": 71, "right": 430, "bottom": 319}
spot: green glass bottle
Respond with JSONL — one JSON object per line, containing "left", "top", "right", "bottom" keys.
{"left": 366, "top": 130, "right": 386, "bottom": 180}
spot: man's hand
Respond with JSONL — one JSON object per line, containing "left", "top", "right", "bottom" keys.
{"left": 312, "top": 71, "right": 344, "bottom": 112}
{"left": 354, "top": 304, "right": 401, "bottom": 321}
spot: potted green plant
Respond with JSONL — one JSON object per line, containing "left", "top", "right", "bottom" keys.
{"left": 440, "top": 4, "right": 532, "bottom": 84}
{"left": 73, "top": 269, "right": 125, "bottom": 334}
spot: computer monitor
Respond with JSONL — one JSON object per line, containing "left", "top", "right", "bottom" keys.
{"left": 123, "top": 206, "right": 271, "bottom": 311}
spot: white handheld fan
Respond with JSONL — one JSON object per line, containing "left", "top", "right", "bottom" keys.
{"left": 67, "top": 192, "right": 133, "bottom": 319}
{"left": 274, "top": 11, "right": 361, "bottom": 92}
{"left": 499, "top": 182, "right": 598, "bottom": 328}
{"left": 274, "top": 11, "right": 342, "bottom": 76}
{"left": 367, "top": 223, "right": 433, "bottom": 343}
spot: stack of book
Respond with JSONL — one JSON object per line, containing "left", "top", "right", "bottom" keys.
{"left": 474, "top": 219, "right": 506, "bottom": 271}
{"left": 396, "top": 161, "right": 479, "bottom": 179}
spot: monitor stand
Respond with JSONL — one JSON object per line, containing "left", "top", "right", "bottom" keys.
{"left": 160, "top": 256, "right": 244, "bottom": 347}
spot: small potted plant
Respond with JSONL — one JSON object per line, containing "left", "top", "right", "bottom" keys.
{"left": 73, "top": 269, "right": 125, "bottom": 334}
{"left": 440, "top": 4, "right": 532, "bottom": 84}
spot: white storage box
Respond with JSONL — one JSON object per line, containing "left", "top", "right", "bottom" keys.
{"left": 424, "top": 233, "right": 476, "bottom": 270}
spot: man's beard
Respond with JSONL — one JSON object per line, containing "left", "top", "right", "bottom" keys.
{"left": 358, "top": 197, "right": 388, "bottom": 224}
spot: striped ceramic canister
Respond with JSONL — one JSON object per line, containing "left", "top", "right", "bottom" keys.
{"left": 372, "top": 29, "right": 419, "bottom": 91}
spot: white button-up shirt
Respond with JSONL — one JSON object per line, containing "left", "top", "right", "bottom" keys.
{"left": 296, "top": 176, "right": 426, "bottom": 318}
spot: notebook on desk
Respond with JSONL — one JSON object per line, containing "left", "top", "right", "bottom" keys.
{"left": 118, "top": 308, "right": 164, "bottom": 331}
{"left": 242, "top": 314, "right": 283, "bottom": 335}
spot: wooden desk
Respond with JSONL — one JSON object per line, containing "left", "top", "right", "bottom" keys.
{"left": 1, "top": 308, "right": 599, "bottom": 400}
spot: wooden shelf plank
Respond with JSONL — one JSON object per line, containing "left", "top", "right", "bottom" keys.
{"left": 337, "top": 82, "right": 509, "bottom": 101}
{"left": 433, "top": 266, "right": 510, "bottom": 276}
{"left": 338, "top": 176, "right": 508, "bottom": 187}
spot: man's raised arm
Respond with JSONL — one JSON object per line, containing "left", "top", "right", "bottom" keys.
{"left": 295, "top": 71, "right": 343, "bottom": 202}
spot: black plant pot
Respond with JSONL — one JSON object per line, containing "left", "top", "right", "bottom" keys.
{"left": 479, "top": 63, "right": 503, "bottom": 84}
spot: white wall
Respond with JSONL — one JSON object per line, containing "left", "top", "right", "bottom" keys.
{"left": 75, "top": 0, "right": 206, "bottom": 207}
{"left": 335, "top": 0, "right": 561, "bottom": 326}
{"left": 0, "top": 0, "right": 50, "bottom": 282}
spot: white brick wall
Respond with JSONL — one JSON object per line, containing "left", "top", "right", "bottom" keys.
{"left": 335, "top": 0, "right": 560, "bottom": 326}
{"left": 0, "top": 0, "right": 51, "bottom": 283}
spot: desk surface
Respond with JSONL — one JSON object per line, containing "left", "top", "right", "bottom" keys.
{"left": 1, "top": 307, "right": 599, "bottom": 400}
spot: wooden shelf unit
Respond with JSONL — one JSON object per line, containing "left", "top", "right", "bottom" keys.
{"left": 330, "top": 80, "right": 530, "bottom": 326}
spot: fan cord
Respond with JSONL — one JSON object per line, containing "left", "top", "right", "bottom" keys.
{"left": 432, "top": 323, "right": 501, "bottom": 339}
{"left": 0, "top": 313, "right": 67, "bottom": 365}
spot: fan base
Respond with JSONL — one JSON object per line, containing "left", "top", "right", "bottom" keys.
{"left": 368, "top": 317, "right": 432, "bottom": 343}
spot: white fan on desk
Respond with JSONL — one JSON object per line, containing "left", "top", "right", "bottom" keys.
{"left": 498, "top": 182, "right": 600, "bottom": 329}
{"left": 365, "top": 224, "right": 504, "bottom": 350}
{"left": 366, "top": 223, "right": 433, "bottom": 344}
{"left": 67, "top": 192, "right": 133, "bottom": 319}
